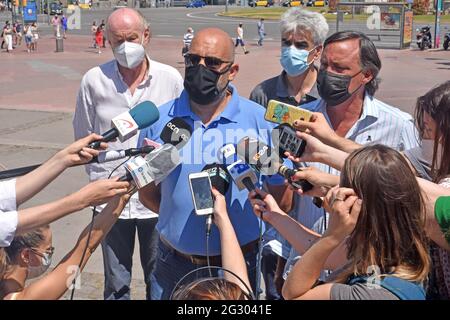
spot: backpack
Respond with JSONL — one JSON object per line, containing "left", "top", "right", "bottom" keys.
{"left": 348, "top": 275, "right": 426, "bottom": 300}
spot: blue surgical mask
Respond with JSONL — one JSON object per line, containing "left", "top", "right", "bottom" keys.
{"left": 280, "top": 46, "right": 315, "bottom": 77}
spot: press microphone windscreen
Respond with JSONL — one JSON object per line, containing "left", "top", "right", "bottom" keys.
{"left": 160, "top": 117, "right": 193, "bottom": 149}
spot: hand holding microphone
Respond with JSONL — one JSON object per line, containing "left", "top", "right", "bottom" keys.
{"left": 248, "top": 189, "right": 285, "bottom": 222}
{"left": 74, "top": 178, "right": 131, "bottom": 208}
{"left": 289, "top": 167, "right": 340, "bottom": 198}
{"left": 56, "top": 133, "right": 108, "bottom": 169}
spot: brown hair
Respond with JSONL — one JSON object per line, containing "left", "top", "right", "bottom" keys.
{"left": 0, "top": 248, "right": 9, "bottom": 280}
{"left": 415, "top": 80, "right": 450, "bottom": 183}
{"left": 173, "top": 278, "right": 248, "bottom": 300}
{"left": 338, "top": 145, "right": 430, "bottom": 283}
{"left": 4, "top": 227, "right": 48, "bottom": 264}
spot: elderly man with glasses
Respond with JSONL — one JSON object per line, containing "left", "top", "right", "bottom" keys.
{"left": 137, "top": 27, "right": 286, "bottom": 300}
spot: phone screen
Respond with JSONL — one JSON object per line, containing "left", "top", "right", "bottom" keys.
{"left": 191, "top": 177, "right": 213, "bottom": 210}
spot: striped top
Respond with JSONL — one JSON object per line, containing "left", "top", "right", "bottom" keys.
{"left": 183, "top": 32, "right": 194, "bottom": 47}
{"left": 282, "top": 94, "right": 420, "bottom": 276}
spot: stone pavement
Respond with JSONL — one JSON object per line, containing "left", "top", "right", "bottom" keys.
{"left": 0, "top": 34, "right": 449, "bottom": 300}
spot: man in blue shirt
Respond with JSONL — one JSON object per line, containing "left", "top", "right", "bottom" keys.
{"left": 138, "top": 28, "right": 283, "bottom": 300}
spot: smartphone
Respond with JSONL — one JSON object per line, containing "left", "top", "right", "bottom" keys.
{"left": 265, "top": 100, "right": 313, "bottom": 126}
{"left": 272, "top": 123, "right": 307, "bottom": 158}
{"left": 188, "top": 172, "right": 214, "bottom": 216}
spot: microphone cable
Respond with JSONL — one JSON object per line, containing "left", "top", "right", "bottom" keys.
{"left": 69, "top": 156, "right": 131, "bottom": 300}
{"left": 205, "top": 214, "right": 213, "bottom": 278}
{"left": 255, "top": 210, "right": 264, "bottom": 300}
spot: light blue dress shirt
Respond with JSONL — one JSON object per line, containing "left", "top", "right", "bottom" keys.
{"left": 138, "top": 84, "right": 284, "bottom": 256}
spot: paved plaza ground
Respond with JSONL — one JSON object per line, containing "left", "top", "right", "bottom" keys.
{"left": 0, "top": 8, "right": 449, "bottom": 299}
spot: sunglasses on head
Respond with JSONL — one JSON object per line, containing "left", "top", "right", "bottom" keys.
{"left": 185, "top": 53, "right": 233, "bottom": 72}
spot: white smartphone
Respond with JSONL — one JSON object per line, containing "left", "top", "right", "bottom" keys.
{"left": 188, "top": 172, "right": 214, "bottom": 216}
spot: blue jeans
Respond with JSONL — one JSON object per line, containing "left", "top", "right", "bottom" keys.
{"left": 258, "top": 32, "right": 265, "bottom": 46}
{"left": 101, "top": 217, "right": 159, "bottom": 300}
{"left": 150, "top": 238, "right": 259, "bottom": 300}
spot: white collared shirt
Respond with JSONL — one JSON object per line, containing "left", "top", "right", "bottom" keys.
{"left": 73, "top": 57, "right": 184, "bottom": 219}
{"left": 0, "top": 179, "right": 18, "bottom": 247}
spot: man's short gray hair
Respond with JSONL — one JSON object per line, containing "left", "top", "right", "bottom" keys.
{"left": 280, "top": 8, "right": 329, "bottom": 46}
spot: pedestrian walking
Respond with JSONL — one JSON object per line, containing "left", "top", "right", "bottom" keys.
{"left": 235, "top": 23, "right": 249, "bottom": 54}
{"left": 91, "top": 21, "right": 97, "bottom": 48}
{"left": 61, "top": 14, "right": 68, "bottom": 39}
{"left": 95, "top": 26, "right": 103, "bottom": 54}
{"left": 3, "top": 22, "right": 13, "bottom": 52}
{"left": 31, "top": 22, "right": 38, "bottom": 51}
{"left": 257, "top": 18, "right": 265, "bottom": 46}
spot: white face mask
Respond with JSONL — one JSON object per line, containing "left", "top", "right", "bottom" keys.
{"left": 27, "top": 251, "right": 52, "bottom": 279}
{"left": 421, "top": 139, "right": 443, "bottom": 169}
{"left": 113, "top": 34, "right": 146, "bottom": 69}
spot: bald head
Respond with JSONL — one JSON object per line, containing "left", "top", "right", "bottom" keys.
{"left": 190, "top": 28, "right": 235, "bottom": 62}
{"left": 106, "top": 8, "right": 150, "bottom": 48}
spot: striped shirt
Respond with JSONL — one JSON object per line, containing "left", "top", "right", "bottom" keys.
{"left": 282, "top": 94, "right": 420, "bottom": 277}
{"left": 183, "top": 32, "right": 194, "bottom": 47}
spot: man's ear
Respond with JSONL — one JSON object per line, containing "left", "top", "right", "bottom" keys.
{"left": 228, "top": 64, "right": 239, "bottom": 81}
{"left": 361, "top": 69, "right": 374, "bottom": 85}
{"left": 144, "top": 27, "right": 151, "bottom": 46}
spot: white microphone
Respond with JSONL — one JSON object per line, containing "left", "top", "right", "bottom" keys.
{"left": 111, "top": 112, "right": 139, "bottom": 143}
{"left": 143, "top": 143, "right": 181, "bottom": 185}
{"left": 218, "top": 143, "right": 236, "bottom": 163}
{"left": 227, "top": 160, "right": 258, "bottom": 192}
{"left": 119, "top": 144, "right": 181, "bottom": 188}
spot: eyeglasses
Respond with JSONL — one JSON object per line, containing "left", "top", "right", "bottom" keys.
{"left": 31, "top": 246, "right": 55, "bottom": 258}
{"left": 185, "top": 53, "right": 233, "bottom": 72}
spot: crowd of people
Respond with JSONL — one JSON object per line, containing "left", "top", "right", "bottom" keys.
{"left": 0, "top": 6, "right": 450, "bottom": 301}
{"left": 1, "top": 19, "right": 41, "bottom": 53}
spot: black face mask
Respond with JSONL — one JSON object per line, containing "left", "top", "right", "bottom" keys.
{"left": 184, "top": 64, "right": 230, "bottom": 105}
{"left": 317, "top": 69, "right": 363, "bottom": 107}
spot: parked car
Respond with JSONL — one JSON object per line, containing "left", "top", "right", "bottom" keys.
{"left": 248, "top": 0, "right": 274, "bottom": 7}
{"left": 43, "top": 2, "right": 63, "bottom": 15}
{"left": 186, "top": 0, "right": 205, "bottom": 7}
{"left": 282, "top": 0, "right": 303, "bottom": 6}
{"left": 306, "top": 0, "right": 327, "bottom": 6}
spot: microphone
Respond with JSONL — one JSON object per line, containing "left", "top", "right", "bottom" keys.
{"left": 236, "top": 137, "right": 313, "bottom": 193}
{"left": 0, "top": 146, "right": 156, "bottom": 181}
{"left": 160, "top": 117, "right": 192, "bottom": 150}
{"left": 201, "top": 163, "right": 231, "bottom": 196}
{"left": 226, "top": 160, "right": 258, "bottom": 192}
{"left": 119, "top": 144, "right": 181, "bottom": 188}
{"left": 201, "top": 163, "right": 231, "bottom": 236}
{"left": 217, "top": 143, "right": 238, "bottom": 164}
{"left": 272, "top": 123, "right": 307, "bottom": 159}
{"left": 88, "top": 101, "right": 160, "bottom": 149}
{"left": 95, "top": 145, "right": 154, "bottom": 163}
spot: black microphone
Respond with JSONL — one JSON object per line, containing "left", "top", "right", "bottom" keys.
{"left": 201, "top": 163, "right": 231, "bottom": 196}
{"left": 88, "top": 101, "right": 160, "bottom": 149}
{"left": 160, "top": 117, "right": 193, "bottom": 150}
{"left": 94, "top": 145, "right": 154, "bottom": 163}
{"left": 236, "top": 136, "right": 314, "bottom": 193}
{"left": 201, "top": 163, "right": 231, "bottom": 236}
